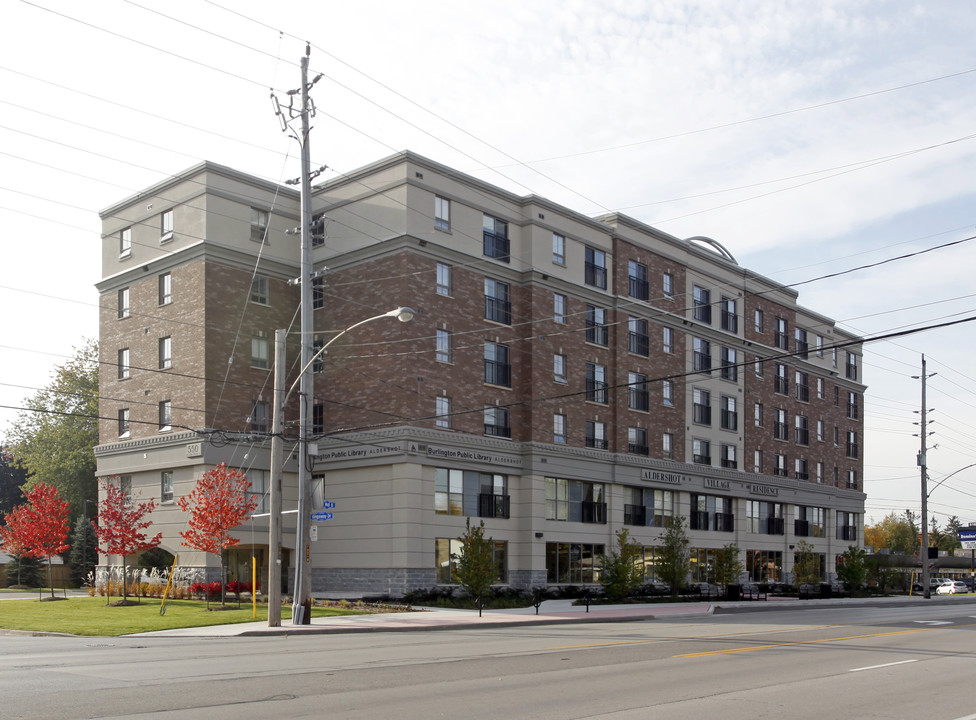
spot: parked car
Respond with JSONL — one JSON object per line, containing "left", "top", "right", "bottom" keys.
{"left": 913, "top": 577, "right": 949, "bottom": 593}
{"left": 935, "top": 580, "right": 968, "bottom": 595}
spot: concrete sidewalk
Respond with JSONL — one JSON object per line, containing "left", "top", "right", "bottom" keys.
{"left": 130, "top": 593, "right": 975, "bottom": 638}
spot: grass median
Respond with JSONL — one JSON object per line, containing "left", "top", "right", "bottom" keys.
{"left": 0, "top": 596, "right": 366, "bottom": 636}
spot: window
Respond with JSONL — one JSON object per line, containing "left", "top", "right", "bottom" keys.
{"left": 117, "top": 288, "right": 130, "bottom": 319}
{"left": 158, "top": 400, "right": 172, "bottom": 431}
{"left": 774, "top": 408, "right": 788, "bottom": 440}
{"left": 435, "top": 263, "right": 451, "bottom": 296}
{"left": 795, "top": 371, "right": 809, "bottom": 402}
{"left": 243, "top": 469, "right": 268, "bottom": 513}
{"left": 484, "top": 278, "right": 512, "bottom": 324}
{"left": 251, "top": 336, "right": 270, "bottom": 369}
{"left": 628, "top": 317, "right": 649, "bottom": 356}
{"left": 628, "top": 427, "right": 648, "bottom": 455}
{"left": 692, "top": 438, "right": 711, "bottom": 465}
{"left": 774, "top": 453, "right": 787, "bottom": 477}
{"left": 484, "top": 342, "right": 511, "bottom": 387}
{"left": 435, "top": 329, "right": 451, "bottom": 363}
{"left": 720, "top": 347, "right": 737, "bottom": 381}
{"left": 161, "top": 471, "right": 174, "bottom": 503}
{"left": 754, "top": 356, "right": 763, "bottom": 377}
{"left": 795, "top": 328, "right": 808, "bottom": 359}
{"left": 816, "top": 462, "right": 824, "bottom": 484}
{"left": 312, "top": 403, "right": 324, "bottom": 434}
{"left": 746, "top": 501, "right": 784, "bottom": 534}
{"left": 774, "top": 363, "right": 788, "bottom": 395}
{"left": 693, "top": 286, "right": 711, "bottom": 323}
{"left": 119, "top": 476, "right": 132, "bottom": 506}
{"left": 753, "top": 450, "right": 762, "bottom": 473}
{"left": 693, "top": 337, "right": 711, "bottom": 373}
{"left": 816, "top": 334, "right": 824, "bottom": 357}
{"left": 795, "top": 415, "right": 809, "bottom": 446}
{"left": 720, "top": 396, "right": 737, "bottom": 431}
{"left": 312, "top": 340, "right": 324, "bottom": 373}
{"left": 662, "top": 380, "right": 674, "bottom": 407}
{"left": 484, "top": 406, "right": 510, "bottom": 438}
{"left": 158, "top": 336, "right": 172, "bottom": 370}
{"left": 553, "top": 293, "right": 566, "bottom": 323}
{"left": 796, "top": 506, "right": 826, "bottom": 537}
{"left": 251, "top": 400, "right": 269, "bottom": 433}
{"left": 795, "top": 458, "right": 809, "bottom": 480}
{"left": 834, "top": 426, "right": 840, "bottom": 446}
{"left": 250, "top": 275, "right": 269, "bottom": 305}
{"left": 775, "top": 317, "right": 789, "bottom": 350}
{"left": 312, "top": 277, "right": 324, "bottom": 309}
{"left": 662, "top": 432, "right": 674, "bottom": 460}
{"left": 119, "top": 227, "right": 132, "bottom": 257}
{"left": 754, "top": 402, "right": 763, "bottom": 427}
{"left": 161, "top": 209, "right": 174, "bottom": 241}
{"left": 816, "top": 377, "right": 825, "bottom": 400}
{"left": 837, "top": 511, "right": 858, "bottom": 541}
{"left": 435, "top": 396, "right": 451, "bottom": 428}
{"left": 483, "top": 215, "right": 509, "bottom": 262}
{"left": 720, "top": 297, "right": 737, "bottom": 333}
{"left": 754, "top": 308, "right": 763, "bottom": 333}
{"left": 846, "top": 430, "right": 859, "bottom": 459}
{"left": 629, "top": 372, "right": 649, "bottom": 412}
{"left": 690, "top": 494, "right": 733, "bottom": 532}
{"left": 693, "top": 388, "right": 711, "bottom": 425}
{"left": 721, "top": 444, "right": 737, "bottom": 469}
{"left": 118, "top": 348, "right": 130, "bottom": 380}
{"left": 435, "top": 467, "right": 510, "bottom": 519}
{"left": 585, "top": 420, "right": 608, "bottom": 450}
{"left": 547, "top": 541, "right": 605, "bottom": 583}
{"left": 250, "top": 207, "right": 269, "bottom": 242}
{"left": 847, "top": 391, "right": 859, "bottom": 419}
{"left": 553, "top": 414, "right": 566, "bottom": 444}
{"left": 311, "top": 213, "right": 325, "bottom": 247}
{"left": 832, "top": 348, "right": 838, "bottom": 368}
{"left": 662, "top": 272, "right": 674, "bottom": 298}
{"left": 817, "top": 419, "right": 825, "bottom": 442}
{"left": 847, "top": 470, "right": 858, "bottom": 489}
{"left": 585, "top": 305, "right": 608, "bottom": 346}
{"left": 158, "top": 272, "right": 172, "bottom": 305}
{"left": 546, "top": 477, "right": 606, "bottom": 523}
{"left": 585, "top": 363, "right": 608, "bottom": 404}
{"left": 624, "top": 488, "right": 674, "bottom": 527}
{"left": 437, "top": 538, "right": 507, "bottom": 584}
{"left": 118, "top": 408, "right": 130, "bottom": 438}
{"left": 552, "top": 233, "right": 565, "bottom": 265}
{"left": 434, "top": 196, "right": 450, "bottom": 231}
{"left": 628, "top": 260, "right": 649, "bottom": 300}
{"left": 584, "top": 246, "right": 607, "bottom": 289}
{"left": 663, "top": 326, "right": 673, "bottom": 353}
{"left": 553, "top": 353, "right": 567, "bottom": 383}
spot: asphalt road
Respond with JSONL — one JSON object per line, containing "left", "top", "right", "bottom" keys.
{"left": 3, "top": 603, "right": 976, "bottom": 720}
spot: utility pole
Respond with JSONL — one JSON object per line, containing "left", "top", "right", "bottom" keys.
{"left": 917, "top": 354, "right": 932, "bottom": 599}
{"left": 271, "top": 44, "right": 320, "bottom": 625}
{"left": 267, "top": 328, "right": 285, "bottom": 627}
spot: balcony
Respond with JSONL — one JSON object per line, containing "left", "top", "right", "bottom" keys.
{"left": 484, "top": 360, "right": 511, "bottom": 387}
{"left": 693, "top": 405, "right": 711, "bottom": 425}
{"left": 478, "top": 493, "right": 510, "bottom": 519}
{"left": 847, "top": 402, "right": 859, "bottom": 420}
{"left": 694, "top": 352, "right": 712, "bottom": 374}
{"left": 795, "top": 428, "right": 809, "bottom": 446}
{"left": 847, "top": 442, "right": 859, "bottom": 459}
{"left": 628, "top": 276, "right": 649, "bottom": 301}
{"left": 794, "top": 519, "right": 810, "bottom": 537}
{"left": 796, "top": 384, "right": 809, "bottom": 403}
{"left": 484, "top": 296, "right": 512, "bottom": 325}
{"left": 714, "top": 513, "right": 734, "bottom": 532}
{"left": 586, "top": 378, "right": 608, "bottom": 404}
{"left": 721, "top": 311, "right": 738, "bottom": 333}
{"left": 585, "top": 436, "right": 609, "bottom": 450}
{"left": 774, "top": 376, "right": 789, "bottom": 395}
{"left": 720, "top": 410, "right": 737, "bottom": 431}
{"left": 839, "top": 525, "right": 857, "bottom": 541}
{"left": 586, "top": 322, "right": 608, "bottom": 346}
{"left": 585, "top": 262, "right": 606, "bottom": 289}
{"left": 693, "top": 453, "right": 712, "bottom": 466}
{"left": 690, "top": 510, "right": 710, "bottom": 530}
{"left": 628, "top": 331, "right": 649, "bottom": 356}
{"left": 581, "top": 501, "right": 607, "bottom": 524}
{"left": 624, "top": 504, "right": 646, "bottom": 526}
{"left": 766, "top": 517, "right": 785, "bottom": 535}
{"left": 484, "top": 421, "right": 511, "bottom": 438}
{"left": 628, "top": 442, "right": 649, "bottom": 456}
{"left": 483, "top": 231, "right": 510, "bottom": 262}
{"left": 630, "top": 390, "right": 650, "bottom": 412}
{"left": 774, "top": 422, "right": 788, "bottom": 441}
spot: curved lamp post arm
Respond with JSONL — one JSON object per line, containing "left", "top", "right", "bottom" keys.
{"left": 284, "top": 306, "right": 415, "bottom": 404}
{"left": 927, "top": 463, "right": 976, "bottom": 499}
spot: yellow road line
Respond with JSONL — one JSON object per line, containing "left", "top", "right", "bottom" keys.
{"left": 547, "top": 625, "right": 832, "bottom": 650}
{"left": 675, "top": 628, "right": 926, "bottom": 657}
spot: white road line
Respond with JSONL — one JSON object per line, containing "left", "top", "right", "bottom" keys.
{"left": 849, "top": 659, "right": 918, "bottom": 672}
{"left": 951, "top": 715, "right": 976, "bottom": 720}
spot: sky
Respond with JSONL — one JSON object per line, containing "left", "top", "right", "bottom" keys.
{"left": 1, "top": 0, "right": 975, "bottom": 528}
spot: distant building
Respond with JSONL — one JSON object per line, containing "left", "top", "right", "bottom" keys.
{"left": 95, "top": 151, "right": 865, "bottom": 595}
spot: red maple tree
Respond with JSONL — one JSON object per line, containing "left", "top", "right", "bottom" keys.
{"left": 178, "top": 464, "right": 258, "bottom": 603}
{"left": 0, "top": 482, "right": 70, "bottom": 597}
{"left": 93, "top": 478, "right": 162, "bottom": 603}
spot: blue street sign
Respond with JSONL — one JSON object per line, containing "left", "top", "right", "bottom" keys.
{"left": 960, "top": 529, "right": 976, "bottom": 550}
{"left": 310, "top": 511, "right": 334, "bottom": 521}
{"left": 323, "top": 500, "right": 336, "bottom": 509}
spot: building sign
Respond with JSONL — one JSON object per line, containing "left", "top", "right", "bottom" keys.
{"left": 960, "top": 528, "right": 976, "bottom": 550}
{"left": 705, "top": 478, "right": 731, "bottom": 491}
{"left": 186, "top": 442, "right": 202, "bottom": 458}
{"left": 641, "top": 470, "right": 686, "bottom": 485}
{"left": 315, "top": 445, "right": 398, "bottom": 462}
{"left": 748, "top": 483, "right": 780, "bottom": 497}
{"left": 423, "top": 445, "right": 521, "bottom": 468}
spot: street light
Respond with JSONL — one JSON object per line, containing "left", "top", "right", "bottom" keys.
{"left": 271, "top": 306, "right": 415, "bottom": 626}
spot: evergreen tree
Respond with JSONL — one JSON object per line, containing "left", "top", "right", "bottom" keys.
{"left": 68, "top": 515, "right": 98, "bottom": 587}
{"left": 4, "top": 553, "right": 43, "bottom": 588}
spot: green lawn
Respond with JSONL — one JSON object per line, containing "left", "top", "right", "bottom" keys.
{"left": 0, "top": 596, "right": 365, "bottom": 636}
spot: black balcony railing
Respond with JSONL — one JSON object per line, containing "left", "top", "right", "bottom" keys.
{"left": 628, "top": 442, "right": 649, "bottom": 456}
{"left": 478, "top": 493, "right": 510, "bottom": 519}
{"left": 690, "top": 510, "right": 710, "bottom": 530}
{"left": 483, "top": 231, "right": 509, "bottom": 262}
{"left": 693, "top": 404, "right": 711, "bottom": 425}
{"left": 766, "top": 517, "right": 785, "bottom": 535}
{"left": 585, "top": 262, "right": 606, "bottom": 289}
{"left": 624, "top": 504, "right": 646, "bottom": 526}
{"left": 721, "top": 311, "right": 738, "bottom": 333}
{"left": 796, "top": 384, "right": 809, "bottom": 403}
{"left": 581, "top": 501, "right": 607, "bottom": 524}
{"left": 847, "top": 402, "right": 859, "bottom": 420}
{"left": 585, "top": 436, "right": 609, "bottom": 450}
{"left": 839, "top": 525, "right": 857, "bottom": 541}
{"left": 795, "top": 428, "right": 809, "bottom": 446}
{"left": 586, "top": 379, "right": 608, "bottom": 404}
{"left": 694, "top": 352, "right": 712, "bottom": 373}
{"left": 774, "top": 422, "right": 788, "bottom": 440}
{"left": 775, "top": 376, "right": 789, "bottom": 395}
{"left": 484, "top": 296, "right": 512, "bottom": 325}
{"left": 847, "top": 442, "right": 859, "bottom": 459}
{"left": 794, "top": 519, "right": 810, "bottom": 537}
{"left": 484, "top": 360, "right": 511, "bottom": 387}
{"left": 484, "top": 421, "right": 511, "bottom": 438}
{"left": 629, "top": 331, "right": 649, "bottom": 356}
{"left": 693, "top": 453, "right": 711, "bottom": 466}
{"left": 630, "top": 390, "right": 650, "bottom": 412}
{"left": 721, "top": 410, "right": 737, "bottom": 431}
{"left": 586, "top": 322, "right": 608, "bottom": 346}
{"left": 715, "top": 513, "right": 735, "bottom": 532}
{"left": 628, "top": 276, "right": 649, "bottom": 301}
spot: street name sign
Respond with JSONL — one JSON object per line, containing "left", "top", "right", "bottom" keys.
{"left": 310, "top": 511, "right": 334, "bottom": 521}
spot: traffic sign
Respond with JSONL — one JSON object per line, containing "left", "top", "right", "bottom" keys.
{"left": 323, "top": 500, "right": 336, "bottom": 509}
{"left": 310, "top": 511, "right": 334, "bottom": 521}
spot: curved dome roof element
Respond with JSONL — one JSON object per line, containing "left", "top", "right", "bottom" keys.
{"left": 685, "top": 236, "right": 738, "bottom": 265}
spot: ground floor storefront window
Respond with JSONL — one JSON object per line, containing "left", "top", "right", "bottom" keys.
{"left": 689, "top": 547, "right": 721, "bottom": 583}
{"left": 546, "top": 542, "right": 604, "bottom": 583}
{"left": 746, "top": 549, "right": 783, "bottom": 582}
{"left": 435, "top": 538, "right": 507, "bottom": 585}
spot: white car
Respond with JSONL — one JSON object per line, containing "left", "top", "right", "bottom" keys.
{"left": 935, "top": 580, "right": 968, "bottom": 595}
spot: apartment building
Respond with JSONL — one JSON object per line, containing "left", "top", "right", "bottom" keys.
{"left": 94, "top": 151, "right": 865, "bottom": 595}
